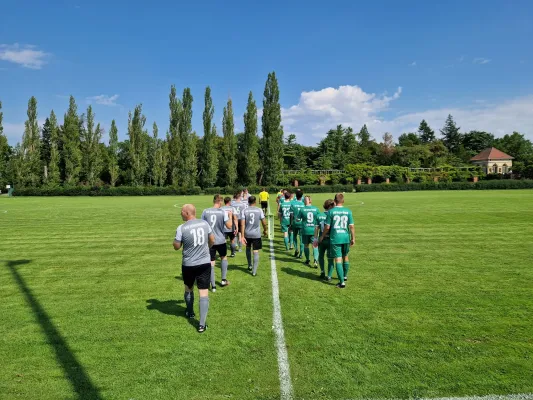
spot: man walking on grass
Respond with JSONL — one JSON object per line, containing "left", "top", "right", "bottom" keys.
{"left": 290, "top": 189, "right": 305, "bottom": 258}
{"left": 240, "top": 196, "right": 268, "bottom": 276}
{"left": 201, "top": 195, "right": 234, "bottom": 291}
{"left": 222, "top": 196, "right": 239, "bottom": 258}
{"left": 173, "top": 204, "right": 215, "bottom": 333}
{"left": 298, "top": 195, "right": 320, "bottom": 268}
{"left": 315, "top": 199, "right": 335, "bottom": 280}
{"left": 318, "top": 193, "right": 355, "bottom": 289}
{"left": 279, "top": 190, "right": 293, "bottom": 250}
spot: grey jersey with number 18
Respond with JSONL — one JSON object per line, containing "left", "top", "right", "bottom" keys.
{"left": 175, "top": 219, "right": 212, "bottom": 267}
{"left": 201, "top": 207, "right": 229, "bottom": 245}
{"left": 241, "top": 206, "right": 265, "bottom": 239}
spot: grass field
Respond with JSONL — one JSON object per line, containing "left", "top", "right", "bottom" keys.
{"left": 1, "top": 191, "right": 533, "bottom": 400}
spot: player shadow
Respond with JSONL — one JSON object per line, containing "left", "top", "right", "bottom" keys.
{"left": 145, "top": 299, "right": 196, "bottom": 328}
{"left": 281, "top": 266, "right": 321, "bottom": 281}
{"left": 3, "top": 259, "right": 103, "bottom": 400}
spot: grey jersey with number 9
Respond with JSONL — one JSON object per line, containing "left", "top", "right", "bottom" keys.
{"left": 201, "top": 207, "right": 229, "bottom": 245}
{"left": 241, "top": 206, "right": 265, "bottom": 239}
{"left": 175, "top": 219, "right": 212, "bottom": 267}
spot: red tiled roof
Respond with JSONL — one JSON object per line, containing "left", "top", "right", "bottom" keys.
{"left": 470, "top": 147, "right": 514, "bottom": 161}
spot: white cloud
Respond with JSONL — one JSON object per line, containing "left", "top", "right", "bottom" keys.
{"left": 409, "top": 61, "right": 417, "bottom": 67}
{"left": 280, "top": 84, "right": 533, "bottom": 145}
{"left": 0, "top": 43, "right": 49, "bottom": 69}
{"left": 86, "top": 94, "right": 120, "bottom": 106}
{"left": 473, "top": 57, "right": 491, "bottom": 65}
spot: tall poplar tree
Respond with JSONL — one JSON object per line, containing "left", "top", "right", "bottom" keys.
{"left": 62, "top": 96, "right": 82, "bottom": 185}
{"left": 108, "top": 120, "right": 119, "bottom": 186}
{"left": 261, "top": 72, "right": 284, "bottom": 185}
{"left": 200, "top": 86, "right": 218, "bottom": 188}
{"left": 47, "top": 111, "right": 61, "bottom": 186}
{"left": 221, "top": 98, "right": 237, "bottom": 187}
{"left": 127, "top": 104, "right": 148, "bottom": 185}
{"left": 168, "top": 85, "right": 182, "bottom": 185}
{"left": 0, "top": 101, "right": 10, "bottom": 187}
{"left": 242, "top": 91, "right": 259, "bottom": 185}
{"left": 152, "top": 123, "right": 167, "bottom": 187}
{"left": 21, "top": 96, "right": 41, "bottom": 186}
{"left": 178, "top": 88, "right": 197, "bottom": 187}
{"left": 80, "top": 105, "right": 103, "bottom": 185}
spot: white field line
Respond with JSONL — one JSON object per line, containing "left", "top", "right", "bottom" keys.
{"left": 269, "top": 237, "right": 294, "bottom": 400}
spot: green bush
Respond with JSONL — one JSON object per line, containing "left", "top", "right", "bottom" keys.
{"left": 353, "top": 180, "right": 533, "bottom": 192}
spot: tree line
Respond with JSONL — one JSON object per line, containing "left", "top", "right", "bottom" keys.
{"left": 1, "top": 72, "right": 532, "bottom": 190}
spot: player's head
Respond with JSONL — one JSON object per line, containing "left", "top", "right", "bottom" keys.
{"left": 284, "top": 190, "right": 291, "bottom": 200}
{"left": 224, "top": 196, "right": 231, "bottom": 205}
{"left": 244, "top": 188, "right": 248, "bottom": 194}
{"left": 334, "top": 193, "right": 345, "bottom": 205}
{"left": 248, "top": 195, "right": 257, "bottom": 206}
{"left": 323, "top": 199, "right": 334, "bottom": 210}
{"left": 296, "top": 189, "right": 303, "bottom": 200}
{"left": 304, "top": 195, "right": 311, "bottom": 205}
{"left": 213, "top": 194, "right": 223, "bottom": 205}
{"left": 234, "top": 191, "right": 241, "bottom": 199}
{"left": 262, "top": 187, "right": 266, "bottom": 192}
{"left": 181, "top": 204, "right": 196, "bottom": 221}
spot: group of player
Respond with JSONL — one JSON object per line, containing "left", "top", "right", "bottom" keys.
{"left": 173, "top": 187, "right": 355, "bottom": 332}
{"left": 276, "top": 188, "right": 355, "bottom": 288}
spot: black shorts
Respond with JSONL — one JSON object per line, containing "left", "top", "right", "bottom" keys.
{"left": 225, "top": 231, "right": 235, "bottom": 240}
{"left": 246, "top": 237, "right": 262, "bottom": 250}
{"left": 182, "top": 263, "right": 211, "bottom": 290}
{"left": 261, "top": 201, "right": 268, "bottom": 209}
{"left": 210, "top": 243, "right": 228, "bottom": 261}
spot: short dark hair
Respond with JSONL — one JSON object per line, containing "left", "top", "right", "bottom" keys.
{"left": 224, "top": 196, "right": 231, "bottom": 205}
{"left": 324, "top": 199, "right": 334, "bottom": 210}
{"left": 248, "top": 195, "right": 256, "bottom": 205}
{"left": 334, "top": 193, "right": 345, "bottom": 204}
{"left": 234, "top": 191, "right": 241, "bottom": 199}
{"left": 284, "top": 191, "right": 291, "bottom": 200}
{"left": 296, "top": 189, "right": 303, "bottom": 200}
{"left": 213, "top": 194, "right": 223, "bottom": 203}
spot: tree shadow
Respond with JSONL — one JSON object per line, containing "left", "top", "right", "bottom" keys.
{"left": 3, "top": 260, "right": 102, "bottom": 400}
{"left": 145, "top": 299, "right": 196, "bottom": 328}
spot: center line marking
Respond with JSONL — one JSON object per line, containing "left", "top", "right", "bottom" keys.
{"left": 269, "top": 237, "right": 294, "bottom": 400}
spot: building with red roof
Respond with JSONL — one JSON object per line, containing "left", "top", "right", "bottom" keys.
{"left": 470, "top": 147, "right": 514, "bottom": 174}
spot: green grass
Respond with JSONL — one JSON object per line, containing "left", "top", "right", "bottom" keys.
{"left": 1, "top": 191, "right": 532, "bottom": 399}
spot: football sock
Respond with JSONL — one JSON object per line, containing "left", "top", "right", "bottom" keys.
{"left": 289, "top": 232, "right": 294, "bottom": 247}
{"left": 336, "top": 262, "right": 344, "bottom": 283}
{"left": 304, "top": 247, "right": 310, "bottom": 262}
{"left": 327, "top": 259, "right": 335, "bottom": 278}
{"left": 230, "top": 242, "right": 236, "bottom": 254}
{"left": 210, "top": 263, "right": 215, "bottom": 287}
{"left": 246, "top": 247, "right": 251, "bottom": 267}
{"left": 221, "top": 258, "right": 228, "bottom": 280}
{"left": 184, "top": 291, "right": 194, "bottom": 314}
{"left": 343, "top": 261, "right": 350, "bottom": 278}
{"left": 283, "top": 236, "right": 289, "bottom": 250}
{"left": 313, "top": 247, "right": 319, "bottom": 262}
{"left": 199, "top": 296, "right": 209, "bottom": 326}
{"left": 299, "top": 236, "right": 304, "bottom": 255}
{"left": 253, "top": 252, "right": 259, "bottom": 275}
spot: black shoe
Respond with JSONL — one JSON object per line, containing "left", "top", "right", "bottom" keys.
{"left": 335, "top": 283, "right": 346, "bottom": 289}
{"left": 344, "top": 277, "right": 348, "bottom": 281}
{"left": 313, "top": 261, "right": 319, "bottom": 269}
{"left": 185, "top": 311, "right": 195, "bottom": 319}
{"left": 211, "top": 285, "right": 216, "bottom": 293}
{"left": 220, "top": 279, "right": 230, "bottom": 287}
{"left": 198, "top": 325, "right": 207, "bottom": 333}
{"left": 304, "top": 260, "right": 311, "bottom": 266}
{"left": 326, "top": 276, "right": 332, "bottom": 282}
{"left": 293, "top": 251, "right": 299, "bottom": 257}
{"left": 297, "top": 255, "right": 303, "bottom": 259}
{"left": 248, "top": 265, "right": 253, "bottom": 271}
{"left": 230, "top": 253, "right": 236, "bottom": 258}
{"left": 319, "top": 272, "right": 325, "bottom": 279}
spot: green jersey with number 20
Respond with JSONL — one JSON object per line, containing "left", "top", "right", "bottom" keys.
{"left": 299, "top": 205, "right": 320, "bottom": 236}
{"left": 325, "top": 206, "right": 354, "bottom": 244}
{"left": 280, "top": 202, "right": 292, "bottom": 226}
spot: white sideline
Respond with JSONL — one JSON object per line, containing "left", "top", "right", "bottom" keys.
{"left": 269, "top": 237, "right": 294, "bottom": 400}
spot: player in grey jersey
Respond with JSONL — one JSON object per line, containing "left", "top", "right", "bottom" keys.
{"left": 240, "top": 196, "right": 267, "bottom": 276}
{"left": 173, "top": 204, "right": 215, "bottom": 333}
{"left": 231, "top": 191, "right": 246, "bottom": 251}
{"left": 222, "top": 197, "right": 239, "bottom": 257}
{"left": 201, "top": 195, "right": 233, "bottom": 291}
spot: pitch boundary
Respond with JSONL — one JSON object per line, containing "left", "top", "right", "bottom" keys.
{"left": 269, "top": 237, "right": 294, "bottom": 400}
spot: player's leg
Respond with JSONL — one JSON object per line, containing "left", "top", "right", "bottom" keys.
{"left": 246, "top": 239, "right": 252, "bottom": 271}
{"left": 282, "top": 225, "right": 289, "bottom": 250}
{"left": 252, "top": 238, "right": 262, "bottom": 276}
{"left": 219, "top": 245, "right": 230, "bottom": 286}
{"left": 289, "top": 227, "right": 294, "bottom": 250}
{"left": 209, "top": 247, "right": 217, "bottom": 292}
{"left": 196, "top": 263, "right": 211, "bottom": 332}
{"left": 298, "top": 228, "right": 304, "bottom": 259}
{"left": 182, "top": 266, "right": 195, "bottom": 318}
{"left": 312, "top": 237, "right": 319, "bottom": 268}
{"left": 318, "top": 242, "right": 326, "bottom": 277}
{"left": 227, "top": 232, "right": 237, "bottom": 257}
{"left": 342, "top": 245, "right": 350, "bottom": 282}
{"left": 330, "top": 244, "right": 345, "bottom": 288}
{"left": 303, "top": 235, "right": 311, "bottom": 265}
{"left": 326, "top": 242, "right": 334, "bottom": 281}
{"left": 293, "top": 227, "right": 300, "bottom": 257}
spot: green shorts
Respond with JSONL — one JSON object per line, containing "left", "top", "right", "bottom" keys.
{"left": 302, "top": 234, "right": 315, "bottom": 245}
{"left": 281, "top": 223, "right": 290, "bottom": 233}
{"left": 292, "top": 226, "right": 302, "bottom": 236}
{"left": 329, "top": 243, "right": 350, "bottom": 259}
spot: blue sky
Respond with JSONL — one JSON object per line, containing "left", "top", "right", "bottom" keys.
{"left": 1, "top": 0, "right": 532, "bottom": 146}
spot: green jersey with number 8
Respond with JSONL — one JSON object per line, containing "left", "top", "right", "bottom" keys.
{"left": 325, "top": 206, "right": 354, "bottom": 244}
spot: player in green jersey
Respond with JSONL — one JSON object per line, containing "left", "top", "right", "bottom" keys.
{"left": 314, "top": 199, "right": 335, "bottom": 280}
{"left": 319, "top": 193, "right": 355, "bottom": 288}
{"left": 290, "top": 189, "right": 305, "bottom": 258}
{"left": 298, "top": 195, "right": 320, "bottom": 267}
{"left": 279, "top": 191, "right": 293, "bottom": 250}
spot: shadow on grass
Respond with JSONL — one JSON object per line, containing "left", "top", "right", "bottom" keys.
{"left": 3, "top": 260, "right": 102, "bottom": 400}
{"left": 281, "top": 266, "right": 321, "bottom": 282}
{"left": 145, "top": 299, "right": 196, "bottom": 328}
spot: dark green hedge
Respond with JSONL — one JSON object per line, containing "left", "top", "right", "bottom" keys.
{"left": 12, "top": 180, "right": 533, "bottom": 196}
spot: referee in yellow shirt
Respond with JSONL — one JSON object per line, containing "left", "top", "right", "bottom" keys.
{"left": 259, "top": 188, "right": 269, "bottom": 214}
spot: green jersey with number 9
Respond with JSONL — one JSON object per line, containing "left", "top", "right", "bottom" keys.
{"left": 325, "top": 206, "right": 354, "bottom": 244}
{"left": 299, "top": 205, "right": 320, "bottom": 236}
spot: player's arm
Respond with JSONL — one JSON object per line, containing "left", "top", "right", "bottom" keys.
{"left": 348, "top": 211, "right": 355, "bottom": 246}
{"left": 224, "top": 210, "right": 233, "bottom": 230}
{"left": 261, "top": 211, "right": 267, "bottom": 237}
{"left": 240, "top": 217, "right": 247, "bottom": 245}
{"left": 319, "top": 213, "right": 331, "bottom": 244}
{"left": 173, "top": 226, "right": 183, "bottom": 250}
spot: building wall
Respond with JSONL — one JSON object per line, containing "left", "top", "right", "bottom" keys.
{"left": 471, "top": 160, "right": 513, "bottom": 174}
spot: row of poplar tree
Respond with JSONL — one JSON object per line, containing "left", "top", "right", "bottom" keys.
{"left": 0, "top": 72, "right": 284, "bottom": 189}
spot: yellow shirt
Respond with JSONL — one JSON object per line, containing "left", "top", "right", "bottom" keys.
{"left": 259, "top": 191, "right": 269, "bottom": 202}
